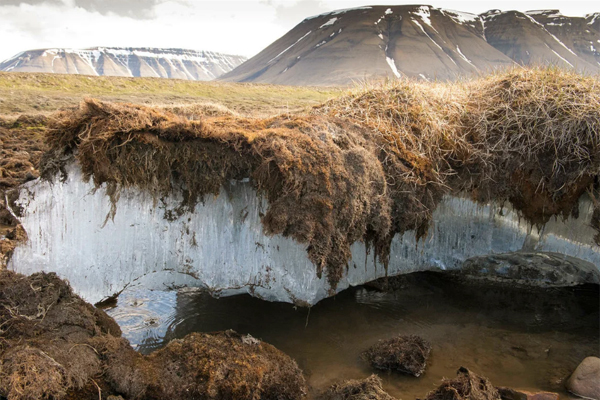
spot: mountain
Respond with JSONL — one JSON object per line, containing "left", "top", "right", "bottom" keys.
{"left": 0, "top": 47, "right": 247, "bottom": 80}
{"left": 482, "top": 10, "right": 600, "bottom": 71}
{"left": 220, "top": 5, "right": 600, "bottom": 86}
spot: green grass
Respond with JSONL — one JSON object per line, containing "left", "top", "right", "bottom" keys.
{"left": 0, "top": 72, "right": 342, "bottom": 117}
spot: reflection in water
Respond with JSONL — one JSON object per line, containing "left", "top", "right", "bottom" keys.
{"left": 104, "top": 272, "right": 599, "bottom": 399}
{"left": 103, "top": 289, "right": 177, "bottom": 350}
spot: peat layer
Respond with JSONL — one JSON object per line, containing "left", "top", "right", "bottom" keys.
{"left": 21, "top": 67, "right": 600, "bottom": 288}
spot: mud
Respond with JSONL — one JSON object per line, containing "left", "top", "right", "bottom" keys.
{"left": 457, "top": 252, "right": 600, "bottom": 287}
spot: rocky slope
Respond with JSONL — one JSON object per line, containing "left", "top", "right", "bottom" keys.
{"left": 0, "top": 47, "right": 247, "bottom": 80}
{"left": 220, "top": 6, "right": 600, "bottom": 85}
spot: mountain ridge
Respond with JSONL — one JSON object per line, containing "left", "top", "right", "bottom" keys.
{"left": 0, "top": 47, "right": 247, "bottom": 81}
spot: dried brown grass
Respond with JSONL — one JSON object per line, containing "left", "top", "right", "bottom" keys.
{"left": 158, "top": 102, "right": 238, "bottom": 119}
{"left": 321, "top": 374, "right": 396, "bottom": 400}
{"left": 316, "top": 66, "right": 600, "bottom": 229}
{"left": 40, "top": 67, "right": 600, "bottom": 289}
{"left": 423, "top": 367, "right": 501, "bottom": 400}
{"left": 0, "top": 114, "right": 46, "bottom": 190}
{"left": 0, "top": 346, "right": 69, "bottom": 400}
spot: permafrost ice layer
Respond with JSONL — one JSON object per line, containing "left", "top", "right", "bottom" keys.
{"left": 9, "top": 164, "right": 600, "bottom": 305}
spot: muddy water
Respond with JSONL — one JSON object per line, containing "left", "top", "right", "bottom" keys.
{"left": 104, "top": 272, "right": 599, "bottom": 399}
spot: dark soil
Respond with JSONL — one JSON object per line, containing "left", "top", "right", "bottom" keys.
{"left": 0, "top": 270, "right": 307, "bottom": 400}
{"left": 591, "top": 194, "right": 600, "bottom": 246}
{"left": 422, "top": 367, "right": 501, "bottom": 400}
{"left": 362, "top": 335, "right": 431, "bottom": 377}
{"left": 320, "top": 375, "right": 396, "bottom": 400}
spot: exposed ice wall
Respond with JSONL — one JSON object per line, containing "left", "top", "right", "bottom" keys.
{"left": 9, "top": 164, "right": 600, "bottom": 305}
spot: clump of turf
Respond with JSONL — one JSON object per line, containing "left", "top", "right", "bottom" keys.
{"left": 362, "top": 335, "right": 431, "bottom": 376}
{"left": 0, "top": 270, "right": 121, "bottom": 400}
{"left": 39, "top": 67, "right": 600, "bottom": 289}
{"left": 316, "top": 67, "right": 599, "bottom": 232}
{"left": 321, "top": 374, "right": 396, "bottom": 400}
{"left": 459, "top": 68, "right": 600, "bottom": 225}
{"left": 422, "top": 367, "right": 501, "bottom": 400}
{"left": 94, "top": 330, "right": 306, "bottom": 400}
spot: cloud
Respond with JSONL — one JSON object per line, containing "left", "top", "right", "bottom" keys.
{"left": 72, "top": 0, "right": 163, "bottom": 19}
{"left": 0, "top": 0, "right": 62, "bottom": 4}
{"left": 262, "top": 0, "right": 328, "bottom": 26}
{"left": 0, "top": 0, "right": 169, "bottom": 19}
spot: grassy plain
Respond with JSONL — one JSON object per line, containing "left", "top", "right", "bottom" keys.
{"left": 0, "top": 72, "right": 342, "bottom": 117}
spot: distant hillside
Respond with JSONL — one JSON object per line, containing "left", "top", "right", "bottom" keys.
{"left": 0, "top": 47, "right": 247, "bottom": 81}
{"left": 220, "top": 6, "right": 600, "bottom": 85}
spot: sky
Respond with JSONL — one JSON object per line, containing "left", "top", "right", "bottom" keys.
{"left": 0, "top": 0, "right": 597, "bottom": 62}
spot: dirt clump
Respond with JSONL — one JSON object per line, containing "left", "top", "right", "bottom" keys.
{"left": 362, "top": 335, "right": 431, "bottom": 377}
{"left": 423, "top": 367, "right": 501, "bottom": 400}
{"left": 496, "top": 387, "right": 558, "bottom": 400}
{"left": 94, "top": 330, "right": 306, "bottom": 400}
{"left": 320, "top": 374, "right": 396, "bottom": 400}
{"left": 0, "top": 269, "right": 121, "bottom": 400}
{"left": 0, "top": 222, "right": 26, "bottom": 269}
